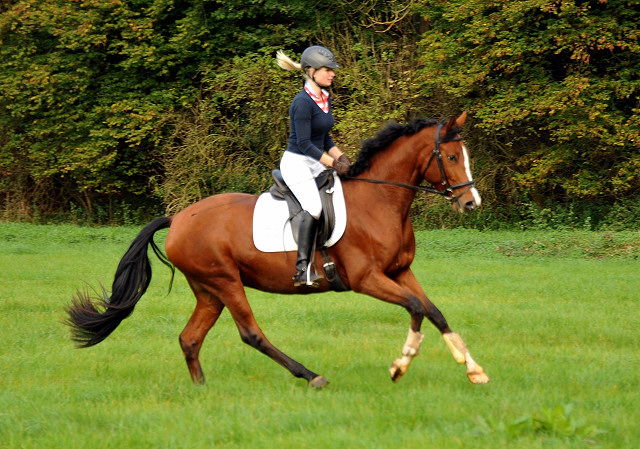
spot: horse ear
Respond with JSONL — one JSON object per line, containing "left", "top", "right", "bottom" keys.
{"left": 444, "top": 111, "right": 467, "bottom": 135}
{"left": 455, "top": 111, "right": 467, "bottom": 128}
{"left": 444, "top": 114, "right": 459, "bottom": 133}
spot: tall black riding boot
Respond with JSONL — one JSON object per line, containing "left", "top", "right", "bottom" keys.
{"left": 293, "top": 211, "right": 324, "bottom": 287}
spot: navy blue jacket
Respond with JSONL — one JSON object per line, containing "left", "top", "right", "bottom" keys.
{"left": 286, "top": 89, "right": 336, "bottom": 161}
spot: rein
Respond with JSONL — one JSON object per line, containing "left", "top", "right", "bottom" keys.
{"left": 345, "top": 123, "right": 475, "bottom": 202}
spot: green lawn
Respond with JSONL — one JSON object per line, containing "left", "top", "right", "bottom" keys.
{"left": 1, "top": 223, "right": 638, "bottom": 448}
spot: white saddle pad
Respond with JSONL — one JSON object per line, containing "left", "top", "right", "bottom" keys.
{"left": 252, "top": 176, "right": 347, "bottom": 252}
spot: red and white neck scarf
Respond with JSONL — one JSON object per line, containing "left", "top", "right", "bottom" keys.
{"left": 304, "top": 81, "right": 329, "bottom": 113}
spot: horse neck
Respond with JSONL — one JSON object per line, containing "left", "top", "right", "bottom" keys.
{"left": 376, "top": 131, "right": 431, "bottom": 184}
{"left": 355, "top": 132, "right": 431, "bottom": 216}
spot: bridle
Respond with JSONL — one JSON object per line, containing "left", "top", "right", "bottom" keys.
{"left": 345, "top": 123, "right": 476, "bottom": 203}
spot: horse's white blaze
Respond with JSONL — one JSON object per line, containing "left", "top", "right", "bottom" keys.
{"left": 462, "top": 144, "right": 482, "bottom": 206}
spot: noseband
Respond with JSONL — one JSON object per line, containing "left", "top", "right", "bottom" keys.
{"left": 424, "top": 123, "right": 476, "bottom": 201}
{"left": 347, "top": 123, "right": 476, "bottom": 202}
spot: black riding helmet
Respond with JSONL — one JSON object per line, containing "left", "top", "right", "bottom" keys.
{"left": 300, "top": 46, "right": 339, "bottom": 70}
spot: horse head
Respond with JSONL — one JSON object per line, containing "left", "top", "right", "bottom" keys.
{"left": 421, "top": 112, "right": 482, "bottom": 212}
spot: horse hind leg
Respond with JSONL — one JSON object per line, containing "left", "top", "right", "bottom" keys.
{"left": 179, "top": 281, "right": 226, "bottom": 384}
{"left": 225, "top": 285, "right": 328, "bottom": 387}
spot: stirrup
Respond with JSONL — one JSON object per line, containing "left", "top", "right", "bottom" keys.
{"left": 293, "top": 265, "right": 323, "bottom": 288}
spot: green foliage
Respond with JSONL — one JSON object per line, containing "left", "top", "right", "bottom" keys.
{"left": 159, "top": 4, "right": 433, "bottom": 209}
{"left": 161, "top": 52, "right": 298, "bottom": 211}
{"left": 0, "top": 0, "right": 196, "bottom": 220}
{"left": 416, "top": 0, "right": 640, "bottom": 202}
{"left": 414, "top": 193, "right": 640, "bottom": 232}
{"left": 0, "top": 0, "right": 408, "bottom": 222}
{"left": 0, "top": 0, "right": 327, "bottom": 221}
{"left": 159, "top": 32, "right": 433, "bottom": 211}
{"left": 330, "top": 30, "right": 433, "bottom": 153}
{"left": 492, "top": 230, "right": 640, "bottom": 259}
{"left": 474, "top": 403, "right": 607, "bottom": 444}
{"left": 2, "top": 0, "right": 640, "bottom": 229}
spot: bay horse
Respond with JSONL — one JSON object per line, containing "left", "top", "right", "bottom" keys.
{"left": 66, "top": 112, "right": 489, "bottom": 387}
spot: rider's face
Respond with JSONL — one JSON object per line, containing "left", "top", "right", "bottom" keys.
{"left": 310, "top": 67, "right": 335, "bottom": 88}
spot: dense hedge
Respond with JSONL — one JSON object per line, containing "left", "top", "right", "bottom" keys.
{"left": 1, "top": 0, "right": 638, "bottom": 228}
{"left": 418, "top": 0, "right": 640, "bottom": 200}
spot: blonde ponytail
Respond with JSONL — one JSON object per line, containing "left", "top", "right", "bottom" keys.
{"left": 276, "top": 50, "right": 302, "bottom": 71}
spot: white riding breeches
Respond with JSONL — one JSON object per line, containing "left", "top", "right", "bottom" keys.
{"left": 280, "top": 151, "right": 325, "bottom": 219}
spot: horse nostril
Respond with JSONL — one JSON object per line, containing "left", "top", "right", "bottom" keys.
{"left": 465, "top": 201, "right": 476, "bottom": 211}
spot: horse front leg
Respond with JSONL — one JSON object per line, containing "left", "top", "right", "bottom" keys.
{"left": 398, "top": 269, "right": 490, "bottom": 384}
{"left": 354, "top": 271, "right": 427, "bottom": 382}
{"left": 390, "top": 328, "right": 425, "bottom": 382}
{"left": 442, "top": 332, "right": 489, "bottom": 384}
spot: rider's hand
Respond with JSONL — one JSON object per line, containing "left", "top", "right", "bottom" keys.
{"left": 332, "top": 158, "right": 350, "bottom": 176}
{"left": 338, "top": 154, "right": 352, "bottom": 166}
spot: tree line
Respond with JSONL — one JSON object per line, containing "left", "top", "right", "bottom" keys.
{"left": 1, "top": 0, "right": 639, "bottom": 229}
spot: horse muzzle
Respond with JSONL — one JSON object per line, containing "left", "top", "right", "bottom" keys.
{"left": 450, "top": 185, "right": 482, "bottom": 213}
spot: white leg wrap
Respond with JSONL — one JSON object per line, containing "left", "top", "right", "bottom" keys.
{"left": 389, "top": 329, "right": 424, "bottom": 380}
{"left": 465, "top": 352, "right": 478, "bottom": 370}
{"left": 402, "top": 329, "right": 424, "bottom": 358}
{"left": 443, "top": 332, "right": 490, "bottom": 384}
{"left": 443, "top": 332, "right": 468, "bottom": 364}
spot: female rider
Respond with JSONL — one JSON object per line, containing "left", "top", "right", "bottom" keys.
{"left": 276, "top": 46, "right": 351, "bottom": 287}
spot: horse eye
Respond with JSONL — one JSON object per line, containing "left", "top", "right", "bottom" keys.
{"left": 447, "top": 155, "right": 458, "bottom": 162}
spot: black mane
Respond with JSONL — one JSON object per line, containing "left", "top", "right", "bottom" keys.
{"left": 348, "top": 117, "right": 458, "bottom": 177}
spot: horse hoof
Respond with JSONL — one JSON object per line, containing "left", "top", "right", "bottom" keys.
{"left": 191, "top": 374, "right": 206, "bottom": 385}
{"left": 467, "top": 370, "right": 490, "bottom": 384}
{"left": 389, "top": 364, "right": 405, "bottom": 383}
{"left": 309, "top": 375, "right": 329, "bottom": 388}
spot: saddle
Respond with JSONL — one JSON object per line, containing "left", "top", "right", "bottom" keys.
{"left": 268, "top": 169, "right": 347, "bottom": 291}
{"left": 269, "top": 169, "right": 336, "bottom": 246}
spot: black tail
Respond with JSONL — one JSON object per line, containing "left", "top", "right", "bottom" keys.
{"left": 65, "top": 216, "right": 174, "bottom": 347}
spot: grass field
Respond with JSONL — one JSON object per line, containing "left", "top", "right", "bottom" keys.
{"left": 1, "top": 223, "right": 638, "bottom": 448}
